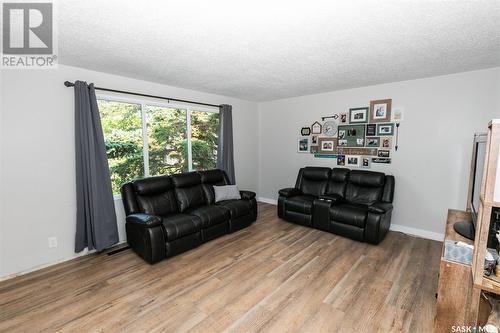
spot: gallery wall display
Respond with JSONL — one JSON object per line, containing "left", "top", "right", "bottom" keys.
{"left": 297, "top": 98, "right": 400, "bottom": 168}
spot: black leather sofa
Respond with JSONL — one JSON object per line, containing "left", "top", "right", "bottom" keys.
{"left": 121, "top": 169, "right": 257, "bottom": 263}
{"left": 278, "top": 167, "right": 395, "bottom": 244}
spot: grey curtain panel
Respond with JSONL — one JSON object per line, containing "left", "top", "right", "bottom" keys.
{"left": 74, "top": 81, "right": 119, "bottom": 253}
{"left": 216, "top": 104, "right": 236, "bottom": 184}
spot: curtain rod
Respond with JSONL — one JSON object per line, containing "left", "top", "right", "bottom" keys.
{"left": 63, "top": 81, "right": 221, "bottom": 108}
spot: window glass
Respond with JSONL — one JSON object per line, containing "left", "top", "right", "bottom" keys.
{"left": 146, "top": 106, "right": 189, "bottom": 175}
{"left": 190, "top": 110, "right": 219, "bottom": 171}
{"left": 98, "top": 100, "right": 143, "bottom": 195}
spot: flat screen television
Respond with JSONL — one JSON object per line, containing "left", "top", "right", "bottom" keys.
{"left": 454, "top": 133, "right": 488, "bottom": 240}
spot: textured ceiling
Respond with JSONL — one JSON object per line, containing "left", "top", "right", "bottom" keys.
{"left": 58, "top": 0, "right": 500, "bottom": 101}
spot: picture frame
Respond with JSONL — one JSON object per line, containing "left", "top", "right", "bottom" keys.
{"left": 392, "top": 107, "right": 404, "bottom": 122}
{"left": 376, "top": 123, "right": 395, "bottom": 136}
{"left": 340, "top": 113, "right": 347, "bottom": 123}
{"left": 381, "top": 137, "right": 392, "bottom": 149}
{"left": 361, "top": 157, "right": 371, "bottom": 168}
{"left": 297, "top": 137, "right": 309, "bottom": 153}
{"left": 337, "top": 155, "right": 345, "bottom": 166}
{"left": 310, "top": 135, "right": 319, "bottom": 146}
{"left": 337, "top": 124, "right": 366, "bottom": 147}
{"left": 301, "top": 127, "right": 311, "bottom": 136}
{"left": 365, "top": 136, "right": 380, "bottom": 147}
{"left": 372, "top": 158, "right": 391, "bottom": 164}
{"left": 310, "top": 146, "right": 319, "bottom": 154}
{"left": 366, "top": 124, "right": 377, "bottom": 136}
{"left": 349, "top": 107, "right": 368, "bottom": 124}
{"left": 377, "top": 149, "right": 390, "bottom": 158}
{"left": 318, "top": 137, "right": 337, "bottom": 153}
{"left": 369, "top": 99, "right": 392, "bottom": 123}
{"left": 346, "top": 155, "right": 360, "bottom": 167}
{"left": 311, "top": 121, "right": 322, "bottom": 134}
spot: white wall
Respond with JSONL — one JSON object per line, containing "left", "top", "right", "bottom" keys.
{"left": 258, "top": 68, "right": 500, "bottom": 238}
{"left": 0, "top": 65, "right": 258, "bottom": 278}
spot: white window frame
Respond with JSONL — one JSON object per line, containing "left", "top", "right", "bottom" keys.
{"left": 96, "top": 93, "right": 219, "bottom": 199}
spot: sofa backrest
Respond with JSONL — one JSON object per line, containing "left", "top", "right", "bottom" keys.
{"left": 171, "top": 172, "right": 207, "bottom": 212}
{"left": 326, "top": 168, "right": 349, "bottom": 197}
{"left": 295, "top": 167, "right": 331, "bottom": 196}
{"left": 121, "top": 169, "right": 234, "bottom": 215}
{"left": 199, "top": 169, "right": 230, "bottom": 204}
{"left": 122, "top": 175, "right": 178, "bottom": 216}
{"left": 345, "top": 170, "right": 385, "bottom": 205}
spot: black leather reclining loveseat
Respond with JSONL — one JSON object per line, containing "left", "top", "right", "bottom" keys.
{"left": 121, "top": 169, "right": 257, "bottom": 263}
{"left": 278, "top": 167, "right": 395, "bottom": 244}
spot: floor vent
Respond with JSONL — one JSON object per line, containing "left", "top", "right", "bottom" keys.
{"left": 107, "top": 246, "right": 131, "bottom": 256}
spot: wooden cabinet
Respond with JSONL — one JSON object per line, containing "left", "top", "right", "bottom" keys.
{"left": 435, "top": 210, "right": 479, "bottom": 331}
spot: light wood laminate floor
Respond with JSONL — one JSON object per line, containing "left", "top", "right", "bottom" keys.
{"left": 0, "top": 203, "right": 441, "bottom": 332}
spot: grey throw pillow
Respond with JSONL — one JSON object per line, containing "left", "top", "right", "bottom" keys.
{"left": 213, "top": 185, "right": 241, "bottom": 202}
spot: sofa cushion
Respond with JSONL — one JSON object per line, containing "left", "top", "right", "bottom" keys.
{"left": 345, "top": 170, "right": 385, "bottom": 205}
{"left": 161, "top": 214, "right": 203, "bottom": 241}
{"left": 330, "top": 202, "right": 368, "bottom": 228}
{"left": 214, "top": 185, "right": 241, "bottom": 202}
{"left": 172, "top": 172, "right": 206, "bottom": 212}
{"left": 298, "top": 167, "right": 331, "bottom": 196}
{"left": 136, "top": 192, "right": 178, "bottom": 216}
{"left": 285, "top": 195, "right": 316, "bottom": 214}
{"left": 186, "top": 205, "right": 230, "bottom": 227}
{"left": 199, "top": 169, "right": 229, "bottom": 185}
{"left": 326, "top": 168, "right": 349, "bottom": 197}
{"left": 217, "top": 199, "right": 251, "bottom": 219}
{"left": 132, "top": 176, "right": 178, "bottom": 215}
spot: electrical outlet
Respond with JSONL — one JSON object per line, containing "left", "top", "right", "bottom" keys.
{"left": 48, "top": 236, "right": 58, "bottom": 248}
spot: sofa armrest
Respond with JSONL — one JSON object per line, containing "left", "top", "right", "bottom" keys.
{"left": 318, "top": 194, "right": 344, "bottom": 203}
{"left": 126, "top": 213, "right": 162, "bottom": 227}
{"left": 368, "top": 202, "right": 393, "bottom": 214}
{"left": 278, "top": 188, "right": 302, "bottom": 198}
{"left": 240, "top": 190, "right": 256, "bottom": 200}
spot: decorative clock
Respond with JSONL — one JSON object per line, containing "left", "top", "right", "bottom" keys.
{"left": 323, "top": 121, "right": 338, "bottom": 136}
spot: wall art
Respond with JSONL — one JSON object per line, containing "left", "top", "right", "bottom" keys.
{"left": 311, "top": 121, "right": 322, "bottom": 134}
{"left": 318, "top": 137, "right": 338, "bottom": 153}
{"left": 376, "top": 123, "right": 395, "bottom": 136}
{"left": 298, "top": 137, "right": 309, "bottom": 153}
{"left": 301, "top": 127, "right": 311, "bottom": 136}
{"left": 337, "top": 124, "right": 366, "bottom": 147}
{"left": 361, "top": 157, "right": 371, "bottom": 168}
{"left": 311, "top": 135, "right": 319, "bottom": 146}
{"left": 369, "top": 99, "right": 392, "bottom": 123}
{"left": 349, "top": 107, "right": 369, "bottom": 124}
{"left": 372, "top": 158, "right": 391, "bottom": 164}
{"left": 337, "top": 155, "right": 345, "bottom": 166}
{"left": 366, "top": 124, "right": 376, "bottom": 136}
{"left": 346, "top": 155, "right": 361, "bottom": 167}
{"left": 336, "top": 147, "right": 378, "bottom": 156}
{"left": 381, "top": 137, "right": 392, "bottom": 149}
{"left": 323, "top": 121, "right": 338, "bottom": 136}
{"left": 340, "top": 113, "right": 347, "bottom": 123}
{"left": 378, "top": 150, "right": 390, "bottom": 158}
{"left": 365, "top": 137, "right": 380, "bottom": 147}
{"left": 392, "top": 107, "right": 404, "bottom": 122}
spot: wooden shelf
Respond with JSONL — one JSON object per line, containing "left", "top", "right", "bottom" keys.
{"left": 479, "top": 275, "right": 500, "bottom": 294}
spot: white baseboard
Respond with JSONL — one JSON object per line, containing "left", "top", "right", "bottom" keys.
{"left": 0, "top": 241, "right": 128, "bottom": 282}
{"left": 257, "top": 197, "right": 444, "bottom": 242}
{"left": 389, "top": 224, "right": 444, "bottom": 241}
{"left": 258, "top": 197, "right": 278, "bottom": 205}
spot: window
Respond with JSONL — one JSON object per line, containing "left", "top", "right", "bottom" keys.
{"left": 98, "top": 98, "right": 219, "bottom": 195}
